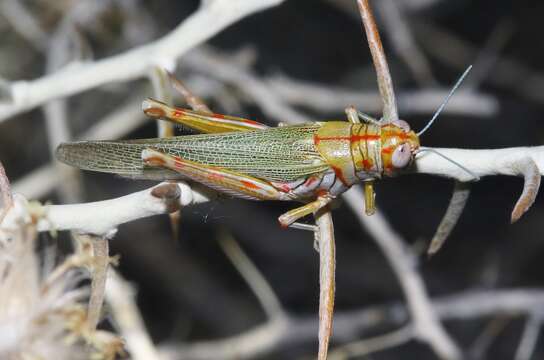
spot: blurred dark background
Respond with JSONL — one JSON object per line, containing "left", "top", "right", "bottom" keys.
{"left": 1, "top": 0, "right": 544, "bottom": 359}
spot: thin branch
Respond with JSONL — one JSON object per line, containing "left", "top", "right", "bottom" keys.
{"left": 85, "top": 234, "right": 110, "bottom": 330}
{"left": 0, "top": 0, "right": 49, "bottom": 51}
{"left": 413, "top": 147, "right": 544, "bottom": 222}
{"left": 414, "top": 21, "right": 544, "bottom": 104}
{"left": 183, "top": 47, "right": 311, "bottom": 124}
{"left": 427, "top": 181, "right": 471, "bottom": 256}
{"left": 357, "top": 0, "right": 398, "bottom": 121}
{"left": 0, "top": 0, "right": 286, "bottom": 122}
{"left": 162, "top": 288, "right": 544, "bottom": 360}
{"left": 465, "top": 19, "right": 515, "bottom": 90}
{"left": 328, "top": 325, "right": 414, "bottom": 360}
{"left": 169, "top": 73, "right": 213, "bottom": 114}
{"left": 218, "top": 231, "right": 285, "bottom": 320}
{"left": 149, "top": 66, "right": 175, "bottom": 138}
{"left": 515, "top": 315, "right": 543, "bottom": 360}
{"left": 469, "top": 317, "right": 511, "bottom": 359}
{"left": 375, "top": 0, "right": 436, "bottom": 86}
{"left": 106, "top": 269, "right": 161, "bottom": 360}
{"left": 0, "top": 161, "right": 13, "bottom": 224}
{"left": 314, "top": 207, "right": 336, "bottom": 360}
{"left": 344, "top": 187, "right": 461, "bottom": 360}
{"left": 2, "top": 182, "right": 214, "bottom": 235}
{"left": 149, "top": 66, "right": 181, "bottom": 237}
{"left": 266, "top": 74, "right": 498, "bottom": 117}
{"left": 44, "top": 18, "right": 84, "bottom": 203}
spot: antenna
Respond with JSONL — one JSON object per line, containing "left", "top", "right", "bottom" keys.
{"left": 415, "top": 147, "right": 480, "bottom": 181}
{"left": 417, "top": 65, "right": 473, "bottom": 137}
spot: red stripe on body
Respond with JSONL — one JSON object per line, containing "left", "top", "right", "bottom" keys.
{"left": 278, "top": 184, "right": 291, "bottom": 192}
{"left": 173, "top": 158, "right": 185, "bottom": 168}
{"left": 145, "top": 156, "right": 166, "bottom": 167}
{"left": 381, "top": 147, "right": 393, "bottom": 155}
{"left": 316, "top": 189, "right": 330, "bottom": 197}
{"left": 144, "top": 108, "right": 165, "bottom": 118}
{"left": 208, "top": 173, "right": 224, "bottom": 181}
{"left": 362, "top": 159, "right": 372, "bottom": 169}
{"left": 240, "top": 180, "right": 260, "bottom": 190}
{"left": 382, "top": 131, "right": 409, "bottom": 140}
{"left": 331, "top": 165, "right": 349, "bottom": 186}
{"left": 241, "top": 119, "right": 262, "bottom": 125}
{"left": 314, "top": 134, "right": 380, "bottom": 145}
{"left": 305, "top": 177, "right": 318, "bottom": 186}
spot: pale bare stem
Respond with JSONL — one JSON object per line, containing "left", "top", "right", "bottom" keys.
{"left": 0, "top": 0, "right": 287, "bottom": 123}
{"left": 314, "top": 207, "right": 336, "bottom": 360}
{"left": 2, "top": 182, "right": 214, "bottom": 235}
{"left": 427, "top": 181, "right": 471, "bottom": 256}
{"left": 169, "top": 73, "right": 213, "bottom": 114}
{"left": 468, "top": 317, "right": 511, "bottom": 359}
{"left": 328, "top": 325, "right": 414, "bottom": 360}
{"left": 266, "top": 74, "right": 498, "bottom": 117}
{"left": 149, "top": 66, "right": 175, "bottom": 138}
{"left": 357, "top": 0, "right": 399, "bottom": 121}
{"left": 515, "top": 314, "right": 543, "bottom": 360}
{"left": 106, "top": 269, "right": 161, "bottom": 360}
{"left": 414, "top": 147, "right": 544, "bottom": 222}
{"left": 375, "top": 0, "right": 436, "bottom": 86}
{"left": 344, "top": 187, "right": 461, "bottom": 360}
{"left": 0, "top": 161, "right": 13, "bottom": 224}
{"left": 218, "top": 231, "right": 285, "bottom": 320}
{"left": 83, "top": 234, "right": 111, "bottom": 330}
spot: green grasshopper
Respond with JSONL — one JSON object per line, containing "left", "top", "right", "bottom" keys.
{"left": 56, "top": 69, "right": 472, "bottom": 228}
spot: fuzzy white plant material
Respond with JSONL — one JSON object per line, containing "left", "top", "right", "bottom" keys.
{"left": 0, "top": 202, "right": 123, "bottom": 360}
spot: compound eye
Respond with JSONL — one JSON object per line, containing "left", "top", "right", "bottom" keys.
{"left": 391, "top": 119, "right": 410, "bottom": 132}
{"left": 391, "top": 143, "right": 412, "bottom": 168}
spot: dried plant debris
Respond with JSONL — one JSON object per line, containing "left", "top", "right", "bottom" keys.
{"left": 0, "top": 206, "right": 124, "bottom": 360}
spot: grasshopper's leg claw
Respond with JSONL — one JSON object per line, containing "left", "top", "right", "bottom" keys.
{"left": 289, "top": 222, "right": 318, "bottom": 232}
{"left": 278, "top": 196, "right": 333, "bottom": 228}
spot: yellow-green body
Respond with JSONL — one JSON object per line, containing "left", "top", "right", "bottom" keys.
{"left": 56, "top": 99, "right": 420, "bottom": 224}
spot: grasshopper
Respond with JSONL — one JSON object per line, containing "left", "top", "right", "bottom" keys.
{"left": 56, "top": 69, "right": 473, "bottom": 228}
